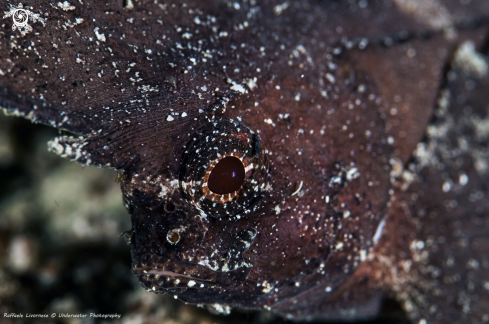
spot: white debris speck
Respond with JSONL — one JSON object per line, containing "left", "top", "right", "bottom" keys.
{"left": 58, "top": 1, "right": 76, "bottom": 11}
{"left": 166, "top": 115, "right": 174, "bottom": 122}
{"left": 208, "top": 304, "right": 231, "bottom": 315}
{"left": 124, "top": 0, "right": 134, "bottom": 9}
{"left": 453, "top": 41, "right": 488, "bottom": 77}
{"left": 274, "top": 205, "right": 281, "bottom": 215}
{"left": 442, "top": 181, "right": 451, "bottom": 192}
{"left": 261, "top": 281, "right": 274, "bottom": 293}
{"left": 393, "top": 0, "right": 452, "bottom": 30}
{"left": 373, "top": 218, "right": 386, "bottom": 244}
{"left": 346, "top": 167, "right": 360, "bottom": 181}
{"left": 188, "top": 280, "right": 196, "bottom": 287}
{"left": 359, "top": 249, "right": 367, "bottom": 262}
{"left": 264, "top": 118, "right": 275, "bottom": 127}
{"left": 219, "top": 31, "right": 228, "bottom": 37}
{"left": 245, "top": 78, "right": 257, "bottom": 90}
{"left": 181, "top": 112, "right": 187, "bottom": 118}
{"left": 483, "top": 282, "right": 489, "bottom": 290}
{"left": 274, "top": 2, "right": 289, "bottom": 15}
{"left": 411, "top": 240, "right": 425, "bottom": 251}
{"left": 325, "top": 73, "right": 335, "bottom": 84}
{"left": 459, "top": 173, "right": 468, "bottom": 186}
{"left": 228, "top": 79, "right": 246, "bottom": 94}
{"left": 291, "top": 181, "right": 303, "bottom": 196}
{"left": 7, "top": 236, "right": 36, "bottom": 272}
{"left": 94, "top": 27, "right": 106, "bottom": 42}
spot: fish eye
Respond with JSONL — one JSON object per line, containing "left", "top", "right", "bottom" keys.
{"left": 201, "top": 152, "right": 253, "bottom": 203}
{"left": 207, "top": 156, "right": 245, "bottom": 195}
{"left": 179, "top": 120, "right": 268, "bottom": 219}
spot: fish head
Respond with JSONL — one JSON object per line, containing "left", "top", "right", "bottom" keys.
{"left": 120, "top": 55, "right": 393, "bottom": 308}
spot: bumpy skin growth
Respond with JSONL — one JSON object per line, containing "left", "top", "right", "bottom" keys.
{"left": 1, "top": 0, "right": 489, "bottom": 322}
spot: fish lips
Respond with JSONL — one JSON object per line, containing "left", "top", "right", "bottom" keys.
{"left": 132, "top": 253, "right": 251, "bottom": 296}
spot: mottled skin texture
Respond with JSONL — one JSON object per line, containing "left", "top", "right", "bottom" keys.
{"left": 1, "top": 0, "right": 489, "bottom": 322}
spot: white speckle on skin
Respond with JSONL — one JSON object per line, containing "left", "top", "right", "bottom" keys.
{"left": 291, "top": 181, "right": 303, "bottom": 196}
{"left": 182, "top": 32, "right": 193, "bottom": 39}
{"left": 57, "top": 1, "right": 76, "bottom": 11}
{"left": 94, "top": 27, "right": 106, "bottom": 42}
{"left": 325, "top": 73, "right": 335, "bottom": 84}
{"left": 227, "top": 79, "right": 246, "bottom": 94}
{"left": 274, "top": 205, "right": 281, "bottom": 215}
{"left": 166, "top": 115, "right": 174, "bottom": 122}
{"left": 373, "top": 218, "right": 386, "bottom": 245}
{"left": 261, "top": 281, "right": 274, "bottom": 293}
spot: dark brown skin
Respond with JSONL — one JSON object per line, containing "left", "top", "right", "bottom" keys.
{"left": 1, "top": 1, "right": 489, "bottom": 322}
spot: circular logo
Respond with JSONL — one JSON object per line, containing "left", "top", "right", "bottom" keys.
{"left": 12, "top": 8, "right": 29, "bottom": 28}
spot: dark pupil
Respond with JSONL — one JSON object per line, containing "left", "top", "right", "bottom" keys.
{"left": 208, "top": 156, "right": 245, "bottom": 195}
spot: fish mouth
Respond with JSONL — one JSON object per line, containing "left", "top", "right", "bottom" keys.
{"left": 132, "top": 254, "right": 250, "bottom": 293}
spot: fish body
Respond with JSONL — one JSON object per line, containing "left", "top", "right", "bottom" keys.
{"left": 1, "top": 1, "right": 489, "bottom": 322}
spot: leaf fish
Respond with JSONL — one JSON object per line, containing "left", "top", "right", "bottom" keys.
{"left": 1, "top": 1, "right": 489, "bottom": 322}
